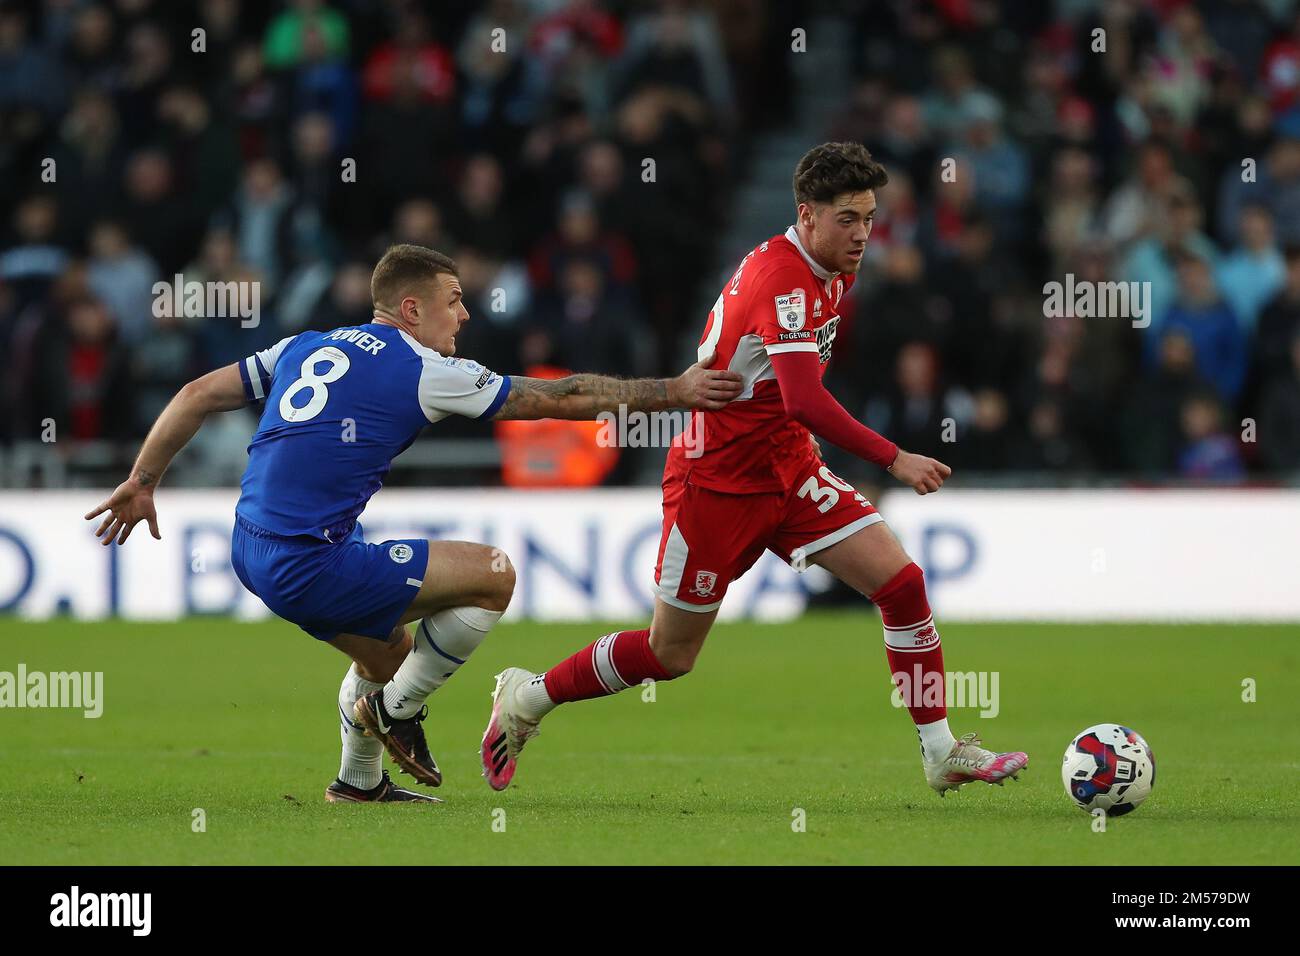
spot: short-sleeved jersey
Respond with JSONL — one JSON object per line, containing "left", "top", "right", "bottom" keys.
{"left": 235, "top": 322, "right": 511, "bottom": 541}
{"left": 666, "top": 226, "right": 853, "bottom": 493}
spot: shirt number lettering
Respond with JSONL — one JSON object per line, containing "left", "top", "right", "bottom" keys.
{"left": 280, "top": 347, "right": 350, "bottom": 422}
{"left": 796, "top": 466, "right": 868, "bottom": 513}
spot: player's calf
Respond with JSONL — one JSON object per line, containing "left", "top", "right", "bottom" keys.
{"left": 386, "top": 607, "right": 503, "bottom": 718}
{"left": 340, "top": 625, "right": 412, "bottom": 683}
{"left": 817, "top": 529, "right": 1031, "bottom": 795}
{"left": 480, "top": 627, "right": 676, "bottom": 790}
{"left": 330, "top": 628, "right": 414, "bottom": 791}
{"left": 481, "top": 602, "right": 713, "bottom": 789}
{"left": 361, "top": 606, "right": 504, "bottom": 786}
{"left": 867, "top": 561, "right": 1030, "bottom": 793}
{"left": 870, "top": 562, "right": 960, "bottom": 764}
{"left": 351, "top": 542, "right": 515, "bottom": 786}
{"left": 337, "top": 660, "right": 387, "bottom": 791}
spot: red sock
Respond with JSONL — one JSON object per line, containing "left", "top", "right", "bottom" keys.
{"left": 543, "top": 629, "right": 671, "bottom": 704}
{"left": 872, "top": 563, "right": 947, "bottom": 725}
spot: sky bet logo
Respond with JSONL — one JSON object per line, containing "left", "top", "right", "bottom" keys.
{"left": 49, "top": 886, "right": 151, "bottom": 936}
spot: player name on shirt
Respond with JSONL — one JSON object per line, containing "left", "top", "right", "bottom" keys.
{"left": 323, "top": 327, "right": 387, "bottom": 355}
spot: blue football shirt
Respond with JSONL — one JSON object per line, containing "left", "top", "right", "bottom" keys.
{"left": 234, "top": 322, "right": 510, "bottom": 541}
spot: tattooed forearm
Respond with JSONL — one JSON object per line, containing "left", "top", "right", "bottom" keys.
{"left": 133, "top": 469, "right": 157, "bottom": 487}
{"left": 493, "top": 374, "right": 673, "bottom": 421}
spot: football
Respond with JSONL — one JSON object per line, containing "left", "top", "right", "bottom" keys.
{"left": 1061, "top": 723, "right": 1156, "bottom": 817}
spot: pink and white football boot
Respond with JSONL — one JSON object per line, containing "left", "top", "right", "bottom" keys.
{"left": 924, "top": 732, "right": 1028, "bottom": 796}
{"left": 481, "top": 667, "right": 542, "bottom": 791}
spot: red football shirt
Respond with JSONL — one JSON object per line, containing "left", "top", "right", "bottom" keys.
{"left": 666, "top": 226, "right": 854, "bottom": 494}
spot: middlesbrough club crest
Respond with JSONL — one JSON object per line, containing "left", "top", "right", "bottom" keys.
{"left": 691, "top": 570, "right": 718, "bottom": 597}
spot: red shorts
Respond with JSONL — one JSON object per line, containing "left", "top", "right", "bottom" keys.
{"left": 653, "top": 457, "right": 882, "bottom": 612}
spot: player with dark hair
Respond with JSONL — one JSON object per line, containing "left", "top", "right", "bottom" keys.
{"left": 484, "top": 143, "right": 1029, "bottom": 796}
{"left": 86, "top": 243, "right": 743, "bottom": 802}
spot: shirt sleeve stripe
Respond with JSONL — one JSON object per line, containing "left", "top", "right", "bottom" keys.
{"left": 478, "top": 375, "right": 512, "bottom": 419}
{"left": 765, "top": 342, "right": 820, "bottom": 354}
{"left": 245, "top": 356, "right": 266, "bottom": 400}
{"left": 253, "top": 351, "right": 275, "bottom": 397}
{"left": 238, "top": 356, "right": 256, "bottom": 402}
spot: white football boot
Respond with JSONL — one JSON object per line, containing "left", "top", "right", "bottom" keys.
{"left": 481, "top": 667, "right": 542, "bottom": 791}
{"left": 924, "top": 732, "right": 1028, "bottom": 796}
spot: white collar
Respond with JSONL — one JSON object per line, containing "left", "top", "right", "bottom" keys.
{"left": 785, "top": 225, "right": 835, "bottom": 281}
{"left": 394, "top": 325, "right": 445, "bottom": 360}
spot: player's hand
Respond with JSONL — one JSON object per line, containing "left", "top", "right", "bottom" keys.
{"left": 809, "top": 436, "right": 822, "bottom": 458}
{"left": 887, "top": 450, "right": 952, "bottom": 495}
{"left": 85, "top": 479, "right": 161, "bottom": 546}
{"left": 669, "top": 352, "right": 743, "bottom": 410}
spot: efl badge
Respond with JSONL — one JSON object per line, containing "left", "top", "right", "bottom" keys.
{"left": 691, "top": 570, "right": 718, "bottom": 598}
{"left": 445, "top": 357, "right": 486, "bottom": 375}
{"left": 389, "top": 544, "right": 414, "bottom": 564}
{"left": 775, "top": 290, "right": 806, "bottom": 331}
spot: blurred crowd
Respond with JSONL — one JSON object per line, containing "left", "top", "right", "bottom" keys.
{"left": 826, "top": 0, "right": 1300, "bottom": 480}
{"left": 0, "top": 0, "right": 791, "bottom": 475}
{"left": 1, "top": 0, "right": 1299, "bottom": 484}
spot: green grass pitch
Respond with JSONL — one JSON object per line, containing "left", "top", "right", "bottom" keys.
{"left": 1, "top": 615, "right": 1296, "bottom": 865}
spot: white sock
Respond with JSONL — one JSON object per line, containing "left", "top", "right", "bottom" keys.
{"left": 918, "top": 717, "right": 957, "bottom": 763}
{"left": 383, "top": 607, "right": 501, "bottom": 719}
{"left": 338, "top": 663, "right": 384, "bottom": 790}
{"left": 514, "top": 672, "right": 558, "bottom": 720}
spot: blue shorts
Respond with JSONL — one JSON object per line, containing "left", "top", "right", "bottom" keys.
{"left": 230, "top": 515, "right": 428, "bottom": 642}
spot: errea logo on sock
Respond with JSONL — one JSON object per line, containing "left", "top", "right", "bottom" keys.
{"left": 50, "top": 886, "right": 151, "bottom": 936}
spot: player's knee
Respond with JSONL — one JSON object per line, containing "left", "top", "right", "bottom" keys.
{"left": 499, "top": 553, "right": 517, "bottom": 596}
{"left": 481, "top": 549, "right": 515, "bottom": 613}
{"left": 654, "top": 645, "right": 697, "bottom": 679}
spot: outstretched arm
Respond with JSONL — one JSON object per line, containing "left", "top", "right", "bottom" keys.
{"left": 770, "top": 350, "right": 952, "bottom": 495}
{"left": 491, "top": 355, "right": 742, "bottom": 421}
{"left": 85, "top": 364, "right": 248, "bottom": 545}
